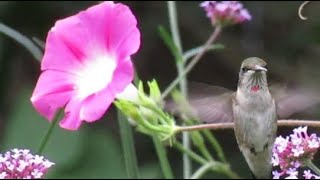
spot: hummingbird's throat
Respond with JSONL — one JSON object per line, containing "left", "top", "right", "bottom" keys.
{"left": 251, "top": 85, "right": 261, "bottom": 92}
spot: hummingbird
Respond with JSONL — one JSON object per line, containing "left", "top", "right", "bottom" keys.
{"left": 232, "top": 57, "right": 276, "bottom": 179}
{"left": 167, "top": 57, "right": 320, "bottom": 179}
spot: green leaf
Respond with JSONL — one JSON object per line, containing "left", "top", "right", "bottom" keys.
{"left": 190, "top": 131, "right": 204, "bottom": 147}
{"left": 158, "top": 25, "right": 182, "bottom": 63}
{"left": 117, "top": 110, "right": 140, "bottom": 178}
{"left": 138, "top": 80, "right": 145, "bottom": 94}
{"left": 152, "top": 135, "right": 174, "bottom": 179}
{"left": 148, "top": 79, "right": 161, "bottom": 103}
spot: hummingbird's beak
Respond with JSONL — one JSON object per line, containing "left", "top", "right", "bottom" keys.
{"left": 254, "top": 65, "right": 267, "bottom": 72}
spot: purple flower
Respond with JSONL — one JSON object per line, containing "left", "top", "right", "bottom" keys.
{"left": 292, "top": 145, "right": 304, "bottom": 157}
{"left": 286, "top": 168, "right": 299, "bottom": 179}
{"left": 200, "top": 1, "right": 251, "bottom": 26}
{"left": 272, "top": 154, "right": 280, "bottom": 166}
{"left": 291, "top": 161, "right": 301, "bottom": 169}
{"left": 285, "top": 174, "right": 298, "bottom": 179}
{"left": 272, "top": 126, "right": 320, "bottom": 179}
{"left": 291, "top": 134, "right": 303, "bottom": 146}
{"left": 303, "top": 170, "right": 320, "bottom": 179}
{"left": 275, "top": 136, "right": 289, "bottom": 153}
{"left": 273, "top": 170, "right": 284, "bottom": 179}
{"left": 0, "top": 149, "right": 54, "bottom": 179}
{"left": 308, "top": 135, "right": 320, "bottom": 148}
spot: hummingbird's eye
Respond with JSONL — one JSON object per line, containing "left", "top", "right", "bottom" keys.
{"left": 242, "top": 67, "right": 249, "bottom": 72}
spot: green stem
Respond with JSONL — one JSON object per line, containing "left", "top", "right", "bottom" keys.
{"left": 152, "top": 135, "right": 174, "bottom": 179}
{"left": 161, "top": 25, "right": 222, "bottom": 99}
{"left": 118, "top": 110, "right": 140, "bottom": 178}
{"left": 167, "top": 1, "right": 191, "bottom": 178}
{"left": 306, "top": 160, "right": 320, "bottom": 176}
{"left": 218, "top": 165, "right": 240, "bottom": 179}
{"left": 174, "top": 142, "right": 207, "bottom": 164}
{"left": 168, "top": 1, "right": 183, "bottom": 55}
{"left": 37, "top": 109, "right": 63, "bottom": 155}
{"left": 186, "top": 120, "right": 214, "bottom": 161}
{"left": 202, "top": 130, "right": 226, "bottom": 162}
{"left": 190, "top": 162, "right": 216, "bottom": 179}
{"left": 32, "top": 37, "right": 45, "bottom": 50}
{"left": 182, "top": 44, "right": 224, "bottom": 63}
{"left": 0, "top": 22, "right": 43, "bottom": 61}
{"left": 197, "top": 143, "right": 214, "bottom": 161}
{"left": 136, "top": 112, "right": 170, "bottom": 134}
{"left": 173, "top": 142, "right": 239, "bottom": 179}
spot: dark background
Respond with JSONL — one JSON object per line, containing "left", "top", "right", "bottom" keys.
{"left": 0, "top": 1, "right": 320, "bottom": 178}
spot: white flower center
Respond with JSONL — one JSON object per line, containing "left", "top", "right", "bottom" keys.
{"left": 115, "top": 83, "right": 138, "bottom": 102}
{"left": 76, "top": 55, "right": 116, "bottom": 98}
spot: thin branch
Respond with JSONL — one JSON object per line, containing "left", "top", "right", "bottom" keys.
{"left": 277, "top": 120, "right": 320, "bottom": 128}
{"left": 177, "top": 120, "right": 320, "bottom": 132}
{"left": 161, "top": 25, "right": 222, "bottom": 99}
{"left": 178, "top": 123, "right": 234, "bottom": 132}
{"left": 299, "top": 1, "right": 310, "bottom": 20}
{"left": 0, "top": 22, "right": 43, "bottom": 62}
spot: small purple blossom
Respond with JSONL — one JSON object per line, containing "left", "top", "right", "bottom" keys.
{"left": 275, "top": 136, "right": 289, "bottom": 153}
{"left": 272, "top": 154, "right": 280, "bottom": 166}
{"left": 285, "top": 168, "right": 299, "bottom": 179}
{"left": 272, "top": 126, "right": 320, "bottom": 179}
{"left": 273, "top": 170, "right": 285, "bottom": 179}
{"left": 308, "top": 135, "right": 320, "bottom": 149}
{"left": 291, "top": 161, "right": 301, "bottom": 169}
{"left": 303, "top": 170, "right": 320, "bottom": 179}
{"left": 292, "top": 145, "right": 304, "bottom": 157}
{"left": 291, "top": 134, "right": 303, "bottom": 146}
{"left": 0, "top": 148, "right": 54, "bottom": 179}
{"left": 304, "top": 170, "right": 314, "bottom": 179}
{"left": 200, "top": 1, "right": 251, "bottom": 26}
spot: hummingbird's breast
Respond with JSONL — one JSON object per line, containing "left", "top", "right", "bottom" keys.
{"left": 232, "top": 89, "right": 277, "bottom": 178}
{"left": 233, "top": 89, "right": 277, "bottom": 150}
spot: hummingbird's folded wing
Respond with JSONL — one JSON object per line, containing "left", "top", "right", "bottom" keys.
{"left": 165, "top": 82, "right": 235, "bottom": 123}
{"left": 270, "top": 84, "right": 320, "bottom": 119}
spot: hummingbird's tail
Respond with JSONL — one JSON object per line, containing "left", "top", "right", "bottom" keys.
{"left": 250, "top": 171, "right": 257, "bottom": 179}
{"left": 240, "top": 146, "right": 273, "bottom": 179}
{"left": 250, "top": 169, "right": 271, "bottom": 179}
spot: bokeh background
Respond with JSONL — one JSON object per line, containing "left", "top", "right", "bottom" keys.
{"left": 1, "top": 1, "right": 320, "bottom": 178}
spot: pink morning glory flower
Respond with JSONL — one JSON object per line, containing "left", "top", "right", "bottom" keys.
{"left": 30, "top": 1, "right": 141, "bottom": 130}
{"left": 0, "top": 149, "right": 54, "bottom": 179}
{"left": 200, "top": 1, "right": 251, "bottom": 26}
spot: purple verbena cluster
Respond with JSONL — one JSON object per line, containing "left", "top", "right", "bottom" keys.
{"left": 272, "top": 126, "right": 320, "bottom": 179}
{"left": 200, "top": 1, "right": 251, "bottom": 26}
{"left": 0, "top": 149, "right": 54, "bottom": 179}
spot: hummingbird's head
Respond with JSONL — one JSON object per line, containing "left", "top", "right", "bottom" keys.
{"left": 238, "top": 57, "right": 268, "bottom": 93}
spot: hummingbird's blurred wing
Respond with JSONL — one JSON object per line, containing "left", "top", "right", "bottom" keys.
{"left": 270, "top": 84, "right": 320, "bottom": 119}
{"left": 166, "top": 82, "right": 235, "bottom": 123}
